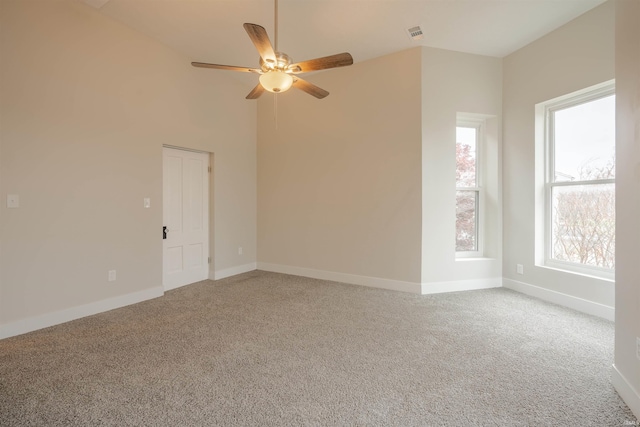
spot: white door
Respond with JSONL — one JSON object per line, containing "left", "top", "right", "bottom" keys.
{"left": 163, "top": 147, "right": 210, "bottom": 290}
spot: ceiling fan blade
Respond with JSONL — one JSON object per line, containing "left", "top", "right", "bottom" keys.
{"left": 289, "top": 52, "right": 353, "bottom": 74}
{"left": 246, "top": 83, "right": 266, "bottom": 99}
{"left": 191, "top": 62, "right": 261, "bottom": 73}
{"left": 292, "top": 77, "right": 330, "bottom": 99}
{"left": 243, "top": 23, "right": 277, "bottom": 65}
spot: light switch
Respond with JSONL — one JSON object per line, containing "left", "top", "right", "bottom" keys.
{"left": 7, "top": 194, "right": 19, "bottom": 208}
{"left": 144, "top": 198, "right": 151, "bottom": 208}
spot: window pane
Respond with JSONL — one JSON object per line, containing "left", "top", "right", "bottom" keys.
{"left": 553, "top": 95, "right": 615, "bottom": 182}
{"left": 551, "top": 183, "right": 615, "bottom": 269}
{"left": 456, "top": 190, "right": 477, "bottom": 252}
{"left": 456, "top": 127, "right": 477, "bottom": 187}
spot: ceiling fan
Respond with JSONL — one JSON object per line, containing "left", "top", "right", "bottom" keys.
{"left": 191, "top": 0, "right": 353, "bottom": 99}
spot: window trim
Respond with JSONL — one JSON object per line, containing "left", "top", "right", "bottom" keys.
{"left": 456, "top": 119, "right": 484, "bottom": 258}
{"left": 540, "top": 80, "right": 615, "bottom": 280}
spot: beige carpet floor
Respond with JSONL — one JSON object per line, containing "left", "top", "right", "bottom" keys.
{"left": 1, "top": 270, "right": 637, "bottom": 426}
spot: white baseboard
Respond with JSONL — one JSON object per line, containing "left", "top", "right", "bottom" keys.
{"left": 503, "top": 278, "right": 614, "bottom": 321}
{"left": 0, "top": 286, "right": 164, "bottom": 340}
{"left": 214, "top": 262, "right": 257, "bottom": 280}
{"left": 421, "top": 278, "right": 502, "bottom": 294}
{"left": 612, "top": 364, "right": 640, "bottom": 420}
{"left": 257, "top": 262, "right": 422, "bottom": 294}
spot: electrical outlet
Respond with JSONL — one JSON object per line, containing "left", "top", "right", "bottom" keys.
{"left": 108, "top": 270, "right": 116, "bottom": 282}
{"left": 636, "top": 337, "right": 640, "bottom": 361}
{"left": 516, "top": 264, "right": 524, "bottom": 275}
{"left": 238, "top": 247, "right": 243, "bottom": 255}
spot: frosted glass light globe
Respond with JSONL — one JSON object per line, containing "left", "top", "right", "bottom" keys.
{"left": 259, "top": 71, "right": 294, "bottom": 93}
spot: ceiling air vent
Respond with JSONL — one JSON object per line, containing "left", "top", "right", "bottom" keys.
{"left": 406, "top": 26, "right": 424, "bottom": 41}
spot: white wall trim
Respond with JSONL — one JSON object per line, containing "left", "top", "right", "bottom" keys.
{"left": 0, "top": 286, "right": 164, "bottom": 340}
{"left": 214, "top": 262, "right": 257, "bottom": 280}
{"left": 503, "top": 278, "right": 614, "bottom": 321}
{"left": 612, "top": 364, "right": 640, "bottom": 420}
{"left": 421, "top": 278, "right": 502, "bottom": 295}
{"left": 257, "top": 262, "right": 422, "bottom": 294}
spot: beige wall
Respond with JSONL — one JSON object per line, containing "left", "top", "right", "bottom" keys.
{"left": 613, "top": 0, "right": 640, "bottom": 417}
{"left": 0, "top": 0, "right": 257, "bottom": 335}
{"left": 421, "top": 46, "right": 502, "bottom": 288}
{"left": 257, "top": 48, "right": 424, "bottom": 289}
{"left": 256, "top": 46, "right": 502, "bottom": 292}
{"left": 502, "top": 2, "right": 616, "bottom": 312}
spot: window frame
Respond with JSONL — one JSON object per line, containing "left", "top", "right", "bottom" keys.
{"left": 455, "top": 120, "right": 484, "bottom": 258}
{"left": 542, "top": 81, "right": 615, "bottom": 280}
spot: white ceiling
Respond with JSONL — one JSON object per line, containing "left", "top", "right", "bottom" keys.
{"left": 88, "top": 0, "right": 605, "bottom": 75}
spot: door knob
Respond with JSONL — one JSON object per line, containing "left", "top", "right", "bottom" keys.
{"left": 163, "top": 226, "right": 168, "bottom": 239}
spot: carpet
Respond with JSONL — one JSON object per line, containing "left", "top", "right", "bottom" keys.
{"left": 0, "top": 270, "right": 637, "bottom": 426}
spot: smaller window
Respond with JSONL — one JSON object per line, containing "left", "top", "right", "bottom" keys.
{"left": 456, "top": 124, "right": 481, "bottom": 255}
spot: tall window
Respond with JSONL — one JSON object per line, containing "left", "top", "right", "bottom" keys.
{"left": 456, "top": 124, "right": 481, "bottom": 255}
{"left": 543, "top": 82, "right": 615, "bottom": 277}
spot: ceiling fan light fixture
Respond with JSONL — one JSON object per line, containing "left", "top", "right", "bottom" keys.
{"left": 259, "top": 70, "right": 293, "bottom": 93}
{"left": 191, "top": 0, "right": 353, "bottom": 99}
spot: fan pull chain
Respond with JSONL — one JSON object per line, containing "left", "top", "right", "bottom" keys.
{"left": 274, "top": 0, "right": 279, "bottom": 129}
{"left": 274, "top": 93, "right": 278, "bottom": 129}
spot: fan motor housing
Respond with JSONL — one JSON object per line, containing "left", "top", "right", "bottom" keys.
{"left": 260, "top": 52, "right": 292, "bottom": 72}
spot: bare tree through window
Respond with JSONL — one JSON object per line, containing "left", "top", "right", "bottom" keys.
{"left": 551, "top": 160, "right": 615, "bottom": 269}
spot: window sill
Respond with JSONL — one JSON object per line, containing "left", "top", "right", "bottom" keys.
{"left": 455, "top": 257, "right": 497, "bottom": 262}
